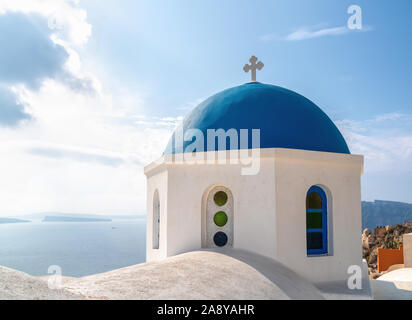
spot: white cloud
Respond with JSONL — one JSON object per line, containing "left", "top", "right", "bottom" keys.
{"left": 336, "top": 113, "right": 412, "bottom": 174}
{"left": 285, "top": 26, "right": 348, "bottom": 41}
{"left": 0, "top": 80, "right": 175, "bottom": 216}
{"left": 0, "top": 1, "right": 97, "bottom": 125}
{"left": 261, "top": 24, "right": 373, "bottom": 42}
{"left": 176, "top": 98, "right": 205, "bottom": 111}
{"left": 0, "top": 0, "right": 91, "bottom": 45}
{"left": 0, "top": 1, "right": 180, "bottom": 216}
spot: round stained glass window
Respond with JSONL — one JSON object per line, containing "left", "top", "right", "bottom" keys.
{"left": 214, "top": 211, "right": 228, "bottom": 227}
{"left": 213, "top": 232, "right": 228, "bottom": 247}
{"left": 214, "top": 191, "right": 228, "bottom": 206}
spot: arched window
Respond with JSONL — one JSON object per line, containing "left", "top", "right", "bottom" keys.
{"left": 202, "top": 186, "right": 233, "bottom": 248}
{"left": 306, "top": 186, "right": 328, "bottom": 256}
{"left": 152, "top": 190, "right": 160, "bottom": 249}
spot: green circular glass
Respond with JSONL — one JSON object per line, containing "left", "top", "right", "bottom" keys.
{"left": 213, "top": 191, "right": 228, "bottom": 206}
{"left": 214, "top": 211, "right": 228, "bottom": 227}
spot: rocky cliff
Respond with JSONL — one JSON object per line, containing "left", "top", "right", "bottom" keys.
{"left": 362, "top": 221, "right": 412, "bottom": 273}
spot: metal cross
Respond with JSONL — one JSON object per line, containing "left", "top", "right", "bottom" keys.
{"left": 243, "top": 56, "right": 264, "bottom": 82}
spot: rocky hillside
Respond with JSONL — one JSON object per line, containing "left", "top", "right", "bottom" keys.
{"left": 362, "top": 221, "right": 412, "bottom": 273}
{"left": 362, "top": 200, "right": 412, "bottom": 230}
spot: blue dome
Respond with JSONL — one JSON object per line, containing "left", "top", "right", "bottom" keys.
{"left": 165, "top": 82, "right": 350, "bottom": 154}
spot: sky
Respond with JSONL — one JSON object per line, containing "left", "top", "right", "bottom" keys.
{"left": 0, "top": 0, "right": 411, "bottom": 216}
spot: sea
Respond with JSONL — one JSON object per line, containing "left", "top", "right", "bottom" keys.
{"left": 0, "top": 219, "right": 146, "bottom": 277}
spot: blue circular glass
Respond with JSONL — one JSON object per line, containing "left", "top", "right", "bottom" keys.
{"left": 213, "top": 232, "right": 228, "bottom": 247}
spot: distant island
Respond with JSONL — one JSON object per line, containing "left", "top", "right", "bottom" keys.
{"left": 20, "top": 212, "right": 145, "bottom": 220}
{"left": 42, "top": 216, "right": 112, "bottom": 223}
{"left": 362, "top": 200, "right": 412, "bottom": 230}
{"left": 0, "top": 217, "right": 31, "bottom": 224}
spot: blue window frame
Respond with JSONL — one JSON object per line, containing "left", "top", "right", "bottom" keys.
{"left": 306, "top": 186, "right": 328, "bottom": 256}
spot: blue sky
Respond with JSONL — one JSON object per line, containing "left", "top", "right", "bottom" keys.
{"left": 0, "top": 0, "right": 411, "bottom": 215}
{"left": 80, "top": 0, "right": 412, "bottom": 119}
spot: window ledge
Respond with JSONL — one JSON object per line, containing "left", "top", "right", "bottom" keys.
{"left": 307, "top": 253, "right": 331, "bottom": 258}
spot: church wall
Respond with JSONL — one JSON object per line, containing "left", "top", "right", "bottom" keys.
{"left": 233, "top": 157, "right": 277, "bottom": 258}
{"left": 164, "top": 164, "right": 204, "bottom": 256}
{"left": 153, "top": 151, "right": 277, "bottom": 259}
{"left": 145, "top": 148, "right": 364, "bottom": 284}
{"left": 273, "top": 148, "right": 364, "bottom": 283}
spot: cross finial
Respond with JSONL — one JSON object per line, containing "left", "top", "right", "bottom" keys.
{"left": 243, "top": 56, "right": 264, "bottom": 82}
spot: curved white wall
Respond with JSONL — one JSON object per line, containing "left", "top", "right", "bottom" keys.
{"left": 145, "top": 148, "right": 364, "bottom": 284}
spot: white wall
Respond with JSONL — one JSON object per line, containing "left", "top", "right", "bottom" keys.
{"left": 404, "top": 233, "right": 412, "bottom": 268}
{"left": 144, "top": 148, "right": 364, "bottom": 284}
{"left": 273, "top": 148, "right": 364, "bottom": 283}
{"left": 163, "top": 155, "right": 277, "bottom": 259}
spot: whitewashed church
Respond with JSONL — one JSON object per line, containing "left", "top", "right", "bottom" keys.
{"left": 144, "top": 56, "right": 364, "bottom": 284}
